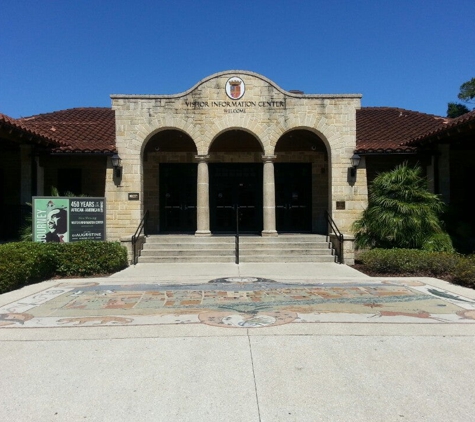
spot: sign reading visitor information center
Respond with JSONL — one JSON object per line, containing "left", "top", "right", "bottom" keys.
{"left": 183, "top": 76, "right": 286, "bottom": 113}
{"left": 33, "top": 197, "right": 106, "bottom": 243}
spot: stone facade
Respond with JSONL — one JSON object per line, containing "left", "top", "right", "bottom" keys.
{"left": 108, "top": 71, "right": 366, "bottom": 259}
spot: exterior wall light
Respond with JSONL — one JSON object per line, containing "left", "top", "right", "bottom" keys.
{"left": 350, "top": 153, "right": 361, "bottom": 178}
{"left": 111, "top": 153, "right": 122, "bottom": 178}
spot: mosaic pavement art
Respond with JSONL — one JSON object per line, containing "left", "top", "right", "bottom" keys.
{"left": 1, "top": 277, "right": 475, "bottom": 328}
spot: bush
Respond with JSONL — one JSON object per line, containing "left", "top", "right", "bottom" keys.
{"left": 56, "top": 241, "right": 128, "bottom": 277}
{"left": 357, "top": 249, "right": 475, "bottom": 289}
{"left": 0, "top": 243, "right": 59, "bottom": 293}
{"left": 353, "top": 163, "right": 447, "bottom": 249}
{"left": 358, "top": 249, "right": 459, "bottom": 276}
{"left": 0, "top": 241, "right": 128, "bottom": 294}
{"left": 453, "top": 255, "right": 475, "bottom": 288}
{"left": 422, "top": 233, "right": 455, "bottom": 253}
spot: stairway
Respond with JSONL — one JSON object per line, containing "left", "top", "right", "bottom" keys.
{"left": 137, "top": 234, "right": 336, "bottom": 263}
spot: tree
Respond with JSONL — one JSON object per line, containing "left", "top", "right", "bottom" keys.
{"left": 446, "top": 77, "right": 475, "bottom": 118}
{"left": 352, "top": 163, "right": 448, "bottom": 250}
{"left": 447, "top": 102, "right": 470, "bottom": 118}
{"left": 458, "top": 77, "right": 475, "bottom": 104}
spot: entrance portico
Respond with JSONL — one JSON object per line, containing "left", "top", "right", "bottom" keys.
{"left": 108, "top": 71, "right": 366, "bottom": 258}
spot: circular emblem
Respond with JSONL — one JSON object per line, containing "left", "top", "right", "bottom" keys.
{"left": 208, "top": 277, "right": 275, "bottom": 284}
{"left": 225, "top": 77, "right": 245, "bottom": 100}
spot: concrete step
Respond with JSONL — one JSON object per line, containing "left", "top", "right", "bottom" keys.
{"left": 144, "top": 234, "right": 328, "bottom": 243}
{"left": 240, "top": 255, "right": 336, "bottom": 263}
{"left": 239, "top": 249, "right": 332, "bottom": 256}
{"left": 139, "top": 256, "right": 235, "bottom": 263}
{"left": 137, "top": 234, "right": 335, "bottom": 264}
{"left": 238, "top": 243, "right": 329, "bottom": 250}
{"left": 143, "top": 243, "right": 328, "bottom": 251}
{"left": 239, "top": 235, "right": 328, "bottom": 242}
{"left": 145, "top": 236, "right": 235, "bottom": 244}
{"left": 139, "top": 255, "right": 336, "bottom": 263}
{"left": 143, "top": 242, "right": 235, "bottom": 249}
{"left": 141, "top": 249, "right": 234, "bottom": 257}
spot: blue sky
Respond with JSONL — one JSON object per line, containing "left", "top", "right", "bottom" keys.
{"left": 1, "top": 0, "right": 474, "bottom": 118}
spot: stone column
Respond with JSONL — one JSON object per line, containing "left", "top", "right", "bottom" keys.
{"left": 195, "top": 155, "right": 211, "bottom": 236}
{"left": 262, "top": 155, "right": 277, "bottom": 236}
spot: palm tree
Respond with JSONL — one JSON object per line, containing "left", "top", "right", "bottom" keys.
{"left": 353, "top": 163, "right": 447, "bottom": 249}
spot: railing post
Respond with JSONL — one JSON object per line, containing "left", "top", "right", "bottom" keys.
{"left": 132, "top": 210, "right": 149, "bottom": 265}
{"left": 133, "top": 234, "right": 136, "bottom": 265}
{"left": 235, "top": 204, "right": 240, "bottom": 264}
{"left": 325, "top": 211, "right": 344, "bottom": 264}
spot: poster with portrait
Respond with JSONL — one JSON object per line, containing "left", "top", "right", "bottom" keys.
{"left": 33, "top": 197, "right": 105, "bottom": 243}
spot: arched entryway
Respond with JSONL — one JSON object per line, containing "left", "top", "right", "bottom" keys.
{"left": 142, "top": 128, "right": 329, "bottom": 236}
{"left": 143, "top": 129, "right": 197, "bottom": 233}
{"left": 275, "top": 130, "right": 329, "bottom": 234}
{"left": 208, "top": 130, "right": 264, "bottom": 233}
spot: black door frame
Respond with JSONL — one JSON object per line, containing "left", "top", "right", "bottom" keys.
{"left": 159, "top": 163, "right": 197, "bottom": 233}
{"left": 209, "top": 163, "right": 263, "bottom": 234}
{"left": 275, "top": 163, "right": 313, "bottom": 232}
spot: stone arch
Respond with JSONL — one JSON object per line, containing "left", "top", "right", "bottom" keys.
{"left": 274, "top": 127, "right": 330, "bottom": 156}
{"left": 143, "top": 128, "right": 197, "bottom": 155}
{"left": 140, "top": 125, "right": 198, "bottom": 157}
{"left": 274, "top": 128, "right": 331, "bottom": 234}
{"left": 142, "top": 128, "right": 198, "bottom": 234}
{"left": 203, "top": 116, "right": 267, "bottom": 155}
{"left": 207, "top": 127, "right": 264, "bottom": 155}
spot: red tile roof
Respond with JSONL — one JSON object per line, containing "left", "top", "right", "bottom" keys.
{"left": 405, "top": 109, "right": 475, "bottom": 146}
{"left": 0, "top": 112, "right": 63, "bottom": 146}
{"left": 356, "top": 107, "right": 448, "bottom": 153}
{"left": 17, "top": 108, "right": 116, "bottom": 153}
{"left": 3, "top": 106, "right": 459, "bottom": 154}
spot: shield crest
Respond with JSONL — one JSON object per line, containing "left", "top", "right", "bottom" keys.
{"left": 225, "top": 77, "right": 245, "bottom": 100}
{"left": 229, "top": 81, "right": 241, "bottom": 99}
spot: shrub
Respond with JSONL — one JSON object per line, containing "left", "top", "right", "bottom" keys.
{"left": 358, "top": 249, "right": 475, "bottom": 289}
{"left": 358, "top": 249, "right": 459, "bottom": 276}
{"left": 0, "top": 242, "right": 59, "bottom": 293}
{"left": 421, "top": 233, "right": 455, "bottom": 253}
{"left": 56, "top": 241, "right": 128, "bottom": 276}
{"left": 0, "top": 241, "right": 128, "bottom": 294}
{"left": 453, "top": 255, "right": 475, "bottom": 288}
{"left": 353, "top": 163, "right": 447, "bottom": 250}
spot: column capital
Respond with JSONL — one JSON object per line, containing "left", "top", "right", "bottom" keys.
{"left": 262, "top": 155, "right": 276, "bottom": 163}
{"left": 195, "top": 155, "right": 210, "bottom": 162}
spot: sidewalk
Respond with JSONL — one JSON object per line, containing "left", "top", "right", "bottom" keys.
{"left": 1, "top": 262, "right": 475, "bottom": 421}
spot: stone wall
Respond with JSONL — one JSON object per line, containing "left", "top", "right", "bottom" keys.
{"left": 108, "top": 71, "right": 364, "bottom": 241}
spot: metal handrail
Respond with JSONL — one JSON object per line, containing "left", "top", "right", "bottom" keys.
{"left": 132, "top": 210, "right": 149, "bottom": 265}
{"left": 235, "top": 204, "right": 240, "bottom": 264}
{"left": 325, "top": 211, "right": 344, "bottom": 264}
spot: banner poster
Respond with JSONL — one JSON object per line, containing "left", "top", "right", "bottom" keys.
{"left": 33, "top": 197, "right": 106, "bottom": 243}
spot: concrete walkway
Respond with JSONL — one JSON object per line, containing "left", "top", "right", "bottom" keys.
{"left": 1, "top": 262, "right": 475, "bottom": 421}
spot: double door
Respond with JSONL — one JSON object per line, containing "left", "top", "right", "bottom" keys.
{"left": 209, "top": 164, "right": 263, "bottom": 233}
{"left": 275, "top": 163, "right": 312, "bottom": 232}
{"left": 159, "top": 164, "right": 197, "bottom": 233}
{"left": 158, "top": 162, "right": 312, "bottom": 234}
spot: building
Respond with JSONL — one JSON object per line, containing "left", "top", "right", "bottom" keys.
{"left": 1, "top": 71, "right": 473, "bottom": 259}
